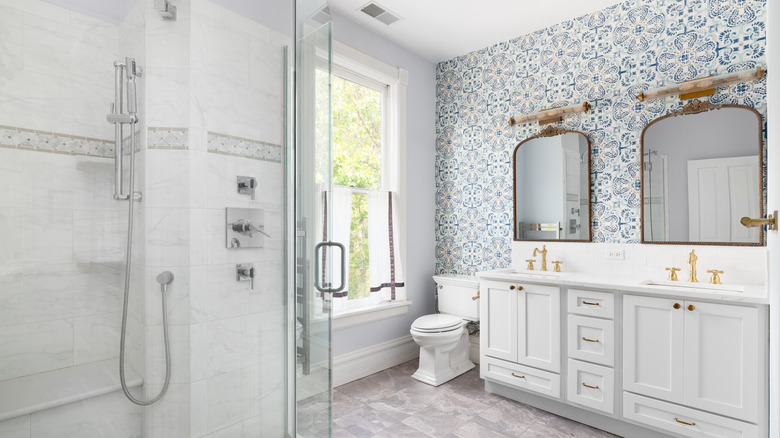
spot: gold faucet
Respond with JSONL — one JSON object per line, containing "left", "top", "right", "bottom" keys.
{"left": 707, "top": 269, "right": 724, "bottom": 285}
{"left": 552, "top": 261, "right": 563, "bottom": 272}
{"left": 665, "top": 267, "right": 680, "bottom": 281}
{"left": 533, "top": 245, "right": 548, "bottom": 271}
{"left": 526, "top": 259, "right": 536, "bottom": 270}
{"left": 688, "top": 250, "right": 698, "bottom": 283}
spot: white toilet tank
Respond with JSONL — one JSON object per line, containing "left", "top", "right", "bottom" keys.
{"left": 433, "top": 275, "right": 480, "bottom": 321}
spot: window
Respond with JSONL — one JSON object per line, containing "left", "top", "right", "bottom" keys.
{"left": 327, "top": 42, "right": 409, "bottom": 323}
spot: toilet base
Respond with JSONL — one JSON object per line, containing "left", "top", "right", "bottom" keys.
{"left": 411, "top": 329, "right": 475, "bottom": 386}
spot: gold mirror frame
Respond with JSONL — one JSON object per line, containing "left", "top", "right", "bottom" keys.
{"left": 512, "top": 125, "right": 593, "bottom": 242}
{"left": 639, "top": 99, "right": 765, "bottom": 246}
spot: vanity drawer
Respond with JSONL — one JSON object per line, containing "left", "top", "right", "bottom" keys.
{"left": 566, "top": 359, "right": 614, "bottom": 414}
{"left": 567, "top": 289, "right": 614, "bottom": 319}
{"left": 567, "top": 315, "right": 614, "bottom": 366}
{"left": 623, "top": 392, "right": 758, "bottom": 438}
{"left": 481, "top": 356, "right": 560, "bottom": 399}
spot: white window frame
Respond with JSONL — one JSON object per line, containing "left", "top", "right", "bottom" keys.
{"left": 328, "top": 41, "right": 411, "bottom": 328}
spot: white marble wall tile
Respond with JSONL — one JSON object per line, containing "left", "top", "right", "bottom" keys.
{"left": 145, "top": 324, "right": 190, "bottom": 385}
{"left": 220, "top": 6, "right": 270, "bottom": 40}
{"left": 205, "top": 263, "right": 251, "bottom": 321}
{"left": 124, "top": 315, "right": 146, "bottom": 381}
{"left": 73, "top": 312, "right": 120, "bottom": 365}
{"left": 208, "top": 415, "right": 260, "bottom": 438}
{"left": 73, "top": 209, "right": 126, "bottom": 264}
{"left": 0, "top": 208, "right": 23, "bottom": 267}
{"left": 248, "top": 260, "right": 283, "bottom": 315}
{"left": 248, "top": 36, "right": 284, "bottom": 98}
{"left": 1, "top": 0, "right": 71, "bottom": 25}
{"left": 145, "top": 207, "right": 190, "bottom": 267}
{"left": 206, "top": 370, "right": 243, "bottom": 433}
{"left": 206, "top": 20, "right": 249, "bottom": 88}
{"left": 259, "top": 409, "right": 284, "bottom": 438}
{"left": 0, "top": 267, "right": 24, "bottom": 326}
{"left": 71, "top": 82, "right": 114, "bottom": 140}
{"left": 256, "top": 359, "right": 284, "bottom": 415}
{"left": 0, "top": 319, "right": 74, "bottom": 380}
{"left": 189, "top": 378, "right": 208, "bottom": 438}
{"left": 0, "top": 149, "right": 24, "bottom": 208}
{"left": 0, "top": 5, "right": 23, "bottom": 71}
{"left": 189, "top": 12, "right": 209, "bottom": 74}
{"left": 22, "top": 201, "right": 75, "bottom": 248}
{"left": 21, "top": 264, "right": 85, "bottom": 322}
{"left": 190, "top": 0, "right": 223, "bottom": 20}
{"left": 206, "top": 317, "right": 242, "bottom": 377}
{"left": 189, "top": 322, "right": 208, "bottom": 382}
{"left": 143, "top": 383, "right": 190, "bottom": 438}
{"left": 145, "top": 149, "right": 190, "bottom": 209}
{"left": 25, "top": 153, "right": 112, "bottom": 211}
{"left": 146, "top": 67, "right": 190, "bottom": 128}
{"left": 146, "top": 4, "right": 189, "bottom": 70}
{"left": 29, "top": 391, "right": 141, "bottom": 438}
{"left": 0, "top": 414, "right": 30, "bottom": 438}
{"left": 246, "top": 308, "right": 283, "bottom": 366}
{"left": 189, "top": 265, "right": 208, "bottom": 323}
{"left": 189, "top": 71, "right": 208, "bottom": 130}
{"left": 189, "top": 209, "right": 209, "bottom": 266}
{"left": 206, "top": 76, "right": 268, "bottom": 142}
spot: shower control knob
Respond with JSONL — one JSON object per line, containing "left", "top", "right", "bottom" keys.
{"left": 236, "top": 263, "right": 255, "bottom": 290}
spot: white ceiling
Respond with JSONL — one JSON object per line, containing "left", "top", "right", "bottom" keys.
{"left": 329, "top": 0, "right": 625, "bottom": 63}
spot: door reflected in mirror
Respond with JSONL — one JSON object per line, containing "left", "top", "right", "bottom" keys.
{"left": 513, "top": 127, "right": 591, "bottom": 242}
{"left": 641, "top": 100, "right": 764, "bottom": 245}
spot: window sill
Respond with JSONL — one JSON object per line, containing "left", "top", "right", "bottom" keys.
{"left": 333, "top": 300, "right": 412, "bottom": 331}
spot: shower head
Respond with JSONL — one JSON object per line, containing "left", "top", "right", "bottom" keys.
{"left": 156, "top": 271, "right": 174, "bottom": 292}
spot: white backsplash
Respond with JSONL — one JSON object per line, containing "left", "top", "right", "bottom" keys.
{"left": 512, "top": 241, "right": 768, "bottom": 286}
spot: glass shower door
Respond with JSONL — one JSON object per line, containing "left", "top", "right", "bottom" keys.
{"left": 293, "top": 1, "right": 336, "bottom": 436}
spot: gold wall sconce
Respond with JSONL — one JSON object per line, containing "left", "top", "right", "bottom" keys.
{"left": 740, "top": 210, "right": 778, "bottom": 231}
{"left": 509, "top": 102, "right": 591, "bottom": 126}
{"left": 636, "top": 66, "right": 766, "bottom": 101}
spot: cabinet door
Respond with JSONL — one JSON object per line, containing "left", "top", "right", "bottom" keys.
{"left": 518, "top": 284, "right": 560, "bottom": 372}
{"left": 623, "top": 295, "right": 684, "bottom": 403}
{"left": 481, "top": 282, "right": 518, "bottom": 362}
{"left": 684, "top": 301, "right": 759, "bottom": 422}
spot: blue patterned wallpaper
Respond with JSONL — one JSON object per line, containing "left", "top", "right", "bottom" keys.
{"left": 435, "top": 0, "right": 767, "bottom": 275}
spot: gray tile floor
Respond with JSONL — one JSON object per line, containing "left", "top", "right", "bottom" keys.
{"left": 332, "top": 359, "right": 619, "bottom": 438}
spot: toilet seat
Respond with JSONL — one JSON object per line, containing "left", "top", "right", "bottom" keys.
{"left": 411, "top": 314, "right": 464, "bottom": 333}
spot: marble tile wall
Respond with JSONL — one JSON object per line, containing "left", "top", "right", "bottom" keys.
{"left": 0, "top": 0, "right": 148, "bottom": 436}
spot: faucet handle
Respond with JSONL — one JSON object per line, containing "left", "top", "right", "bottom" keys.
{"left": 552, "top": 261, "right": 563, "bottom": 272}
{"left": 707, "top": 269, "right": 724, "bottom": 285}
{"left": 666, "top": 267, "right": 681, "bottom": 281}
{"left": 526, "top": 259, "right": 536, "bottom": 270}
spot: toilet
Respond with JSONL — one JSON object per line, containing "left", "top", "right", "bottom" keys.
{"left": 410, "top": 274, "right": 479, "bottom": 386}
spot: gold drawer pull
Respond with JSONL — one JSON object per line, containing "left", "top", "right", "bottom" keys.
{"left": 581, "top": 382, "right": 599, "bottom": 389}
{"left": 472, "top": 291, "right": 480, "bottom": 301}
{"left": 511, "top": 373, "right": 525, "bottom": 379}
{"left": 582, "top": 337, "right": 599, "bottom": 343}
{"left": 674, "top": 417, "right": 696, "bottom": 426}
{"left": 582, "top": 300, "right": 599, "bottom": 306}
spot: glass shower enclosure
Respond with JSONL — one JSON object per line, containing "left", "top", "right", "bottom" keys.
{"left": 0, "top": 0, "right": 334, "bottom": 436}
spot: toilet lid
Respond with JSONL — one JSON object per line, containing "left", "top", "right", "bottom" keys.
{"left": 412, "top": 314, "right": 464, "bottom": 332}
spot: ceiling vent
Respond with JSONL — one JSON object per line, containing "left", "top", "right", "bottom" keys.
{"left": 360, "top": 2, "right": 401, "bottom": 25}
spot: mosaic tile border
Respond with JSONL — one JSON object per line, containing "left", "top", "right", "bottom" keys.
{"left": 207, "top": 132, "right": 282, "bottom": 163}
{"left": 0, "top": 125, "right": 114, "bottom": 158}
{"left": 148, "top": 127, "right": 187, "bottom": 150}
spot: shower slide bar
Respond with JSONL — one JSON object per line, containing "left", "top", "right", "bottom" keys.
{"left": 108, "top": 58, "right": 142, "bottom": 201}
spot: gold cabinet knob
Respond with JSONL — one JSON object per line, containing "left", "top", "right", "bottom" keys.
{"left": 688, "top": 304, "right": 695, "bottom": 311}
{"left": 673, "top": 303, "right": 681, "bottom": 309}
{"left": 509, "top": 285, "right": 515, "bottom": 290}
{"left": 517, "top": 285, "right": 523, "bottom": 291}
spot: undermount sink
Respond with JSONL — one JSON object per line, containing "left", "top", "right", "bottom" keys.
{"left": 496, "top": 268, "right": 571, "bottom": 279}
{"left": 640, "top": 279, "right": 744, "bottom": 293}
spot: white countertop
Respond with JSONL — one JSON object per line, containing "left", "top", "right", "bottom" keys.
{"left": 476, "top": 268, "right": 769, "bottom": 305}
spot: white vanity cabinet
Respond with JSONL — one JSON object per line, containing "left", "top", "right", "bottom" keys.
{"left": 623, "top": 295, "right": 761, "bottom": 424}
{"left": 480, "top": 280, "right": 561, "bottom": 396}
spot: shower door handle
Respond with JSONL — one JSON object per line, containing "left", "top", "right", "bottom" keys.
{"left": 313, "top": 241, "right": 345, "bottom": 293}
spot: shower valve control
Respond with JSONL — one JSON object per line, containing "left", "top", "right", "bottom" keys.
{"left": 236, "top": 263, "right": 255, "bottom": 290}
{"left": 237, "top": 176, "right": 257, "bottom": 200}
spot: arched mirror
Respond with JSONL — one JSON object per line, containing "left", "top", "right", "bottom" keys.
{"left": 641, "top": 100, "right": 764, "bottom": 245}
{"left": 513, "top": 126, "right": 592, "bottom": 241}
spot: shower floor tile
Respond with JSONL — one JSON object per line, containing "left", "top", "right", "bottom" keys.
{"left": 333, "top": 359, "right": 619, "bottom": 438}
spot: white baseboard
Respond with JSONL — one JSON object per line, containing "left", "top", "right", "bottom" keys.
{"left": 333, "top": 335, "right": 419, "bottom": 387}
